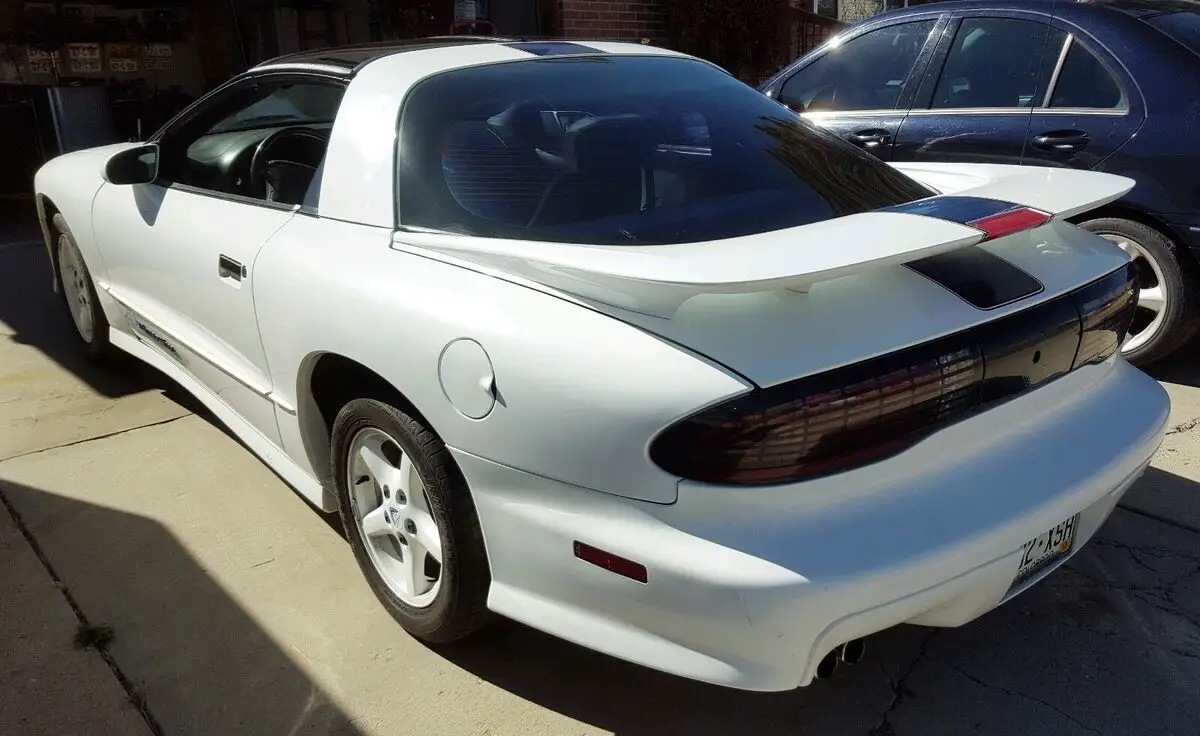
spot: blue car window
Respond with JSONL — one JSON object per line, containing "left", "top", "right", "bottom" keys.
{"left": 777, "top": 20, "right": 937, "bottom": 113}
{"left": 1048, "top": 42, "right": 1126, "bottom": 110}
{"left": 932, "top": 18, "right": 1064, "bottom": 110}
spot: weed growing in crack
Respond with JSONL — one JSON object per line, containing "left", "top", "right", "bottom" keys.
{"left": 73, "top": 623, "right": 115, "bottom": 651}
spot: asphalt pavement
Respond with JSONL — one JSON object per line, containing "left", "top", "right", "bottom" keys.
{"left": 2, "top": 207, "right": 1199, "bottom": 736}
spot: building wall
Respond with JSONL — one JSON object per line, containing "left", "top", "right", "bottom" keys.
{"left": 556, "top": 0, "right": 665, "bottom": 40}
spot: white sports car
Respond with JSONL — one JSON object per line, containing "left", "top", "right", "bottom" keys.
{"left": 34, "top": 37, "right": 1170, "bottom": 691}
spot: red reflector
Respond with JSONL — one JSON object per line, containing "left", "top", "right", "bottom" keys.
{"left": 573, "top": 541, "right": 648, "bottom": 583}
{"left": 968, "top": 208, "right": 1051, "bottom": 241}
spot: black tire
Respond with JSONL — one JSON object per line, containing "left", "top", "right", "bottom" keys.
{"left": 52, "top": 213, "right": 112, "bottom": 364}
{"left": 1079, "top": 217, "right": 1200, "bottom": 366}
{"left": 331, "top": 398, "right": 492, "bottom": 643}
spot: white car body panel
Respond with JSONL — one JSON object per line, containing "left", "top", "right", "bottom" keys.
{"left": 465, "top": 358, "right": 1165, "bottom": 690}
{"left": 252, "top": 216, "right": 749, "bottom": 506}
{"left": 32, "top": 40, "right": 1170, "bottom": 692}
{"left": 890, "top": 161, "right": 1132, "bottom": 218}
{"left": 93, "top": 184, "right": 293, "bottom": 443}
{"left": 400, "top": 219, "right": 1132, "bottom": 388}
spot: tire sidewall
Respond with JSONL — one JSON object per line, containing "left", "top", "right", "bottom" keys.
{"left": 331, "top": 398, "right": 465, "bottom": 640}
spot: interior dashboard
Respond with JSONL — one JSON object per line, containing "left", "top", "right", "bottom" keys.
{"left": 178, "top": 122, "right": 333, "bottom": 200}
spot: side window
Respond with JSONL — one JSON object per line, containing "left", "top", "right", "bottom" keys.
{"left": 931, "top": 19, "right": 1066, "bottom": 109}
{"left": 777, "top": 20, "right": 937, "bottom": 113}
{"left": 1048, "top": 41, "right": 1125, "bottom": 110}
{"left": 155, "top": 80, "right": 345, "bottom": 207}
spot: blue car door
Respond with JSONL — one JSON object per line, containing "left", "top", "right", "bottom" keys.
{"left": 1020, "top": 21, "right": 1145, "bottom": 170}
{"left": 891, "top": 10, "right": 1066, "bottom": 165}
{"left": 760, "top": 14, "right": 946, "bottom": 160}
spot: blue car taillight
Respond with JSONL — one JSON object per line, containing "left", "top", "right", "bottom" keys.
{"left": 649, "top": 262, "right": 1139, "bottom": 486}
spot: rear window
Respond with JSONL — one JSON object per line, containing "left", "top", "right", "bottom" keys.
{"left": 1144, "top": 10, "right": 1200, "bottom": 57}
{"left": 396, "top": 55, "right": 934, "bottom": 245}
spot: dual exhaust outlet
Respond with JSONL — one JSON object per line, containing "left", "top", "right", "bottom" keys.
{"left": 814, "top": 638, "right": 867, "bottom": 680}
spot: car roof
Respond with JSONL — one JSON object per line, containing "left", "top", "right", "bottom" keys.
{"left": 253, "top": 36, "right": 674, "bottom": 76}
{"left": 877, "top": 0, "right": 1200, "bottom": 19}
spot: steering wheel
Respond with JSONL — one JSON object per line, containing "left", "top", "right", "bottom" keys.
{"left": 247, "top": 126, "right": 331, "bottom": 201}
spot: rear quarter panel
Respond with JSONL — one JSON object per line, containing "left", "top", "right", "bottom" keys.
{"left": 251, "top": 216, "right": 751, "bottom": 505}
{"left": 1066, "top": 9, "right": 1200, "bottom": 218}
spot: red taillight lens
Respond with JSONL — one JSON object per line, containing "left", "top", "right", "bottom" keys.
{"left": 967, "top": 207, "right": 1052, "bottom": 241}
{"left": 649, "top": 339, "right": 983, "bottom": 485}
{"left": 650, "top": 263, "right": 1139, "bottom": 486}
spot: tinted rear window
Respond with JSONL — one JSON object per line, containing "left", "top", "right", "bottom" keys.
{"left": 1145, "top": 10, "right": 1200, "bottom": 57}
{"left": 396, "top": 55, "right": 933, "bottom": 245}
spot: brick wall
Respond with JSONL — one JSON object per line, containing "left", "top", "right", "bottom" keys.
{"left": 557, "top": 0, "right": 666, "bottom": 41}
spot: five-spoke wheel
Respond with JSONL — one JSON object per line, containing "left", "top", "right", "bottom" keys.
{"left": 1082, "top": 217, "right": 1200, "bottom": 366}
{"left": 348, "top": 427, "right": 444, "bottom": 608}
{"left": 332, "top": 398, "right": 491, "bottom": 642}
{"left": 52, "top": 213, "right": 111, "bottom": 363}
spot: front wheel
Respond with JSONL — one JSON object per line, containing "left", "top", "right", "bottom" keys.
{"left": 53, "top": 213, "right": 111, "bottom": 363}
{"left": 1080, "top": 217, "right": 1200, "bottom": 366}
{"left": 331, "top": 398, "right": 492, "bottom": 643}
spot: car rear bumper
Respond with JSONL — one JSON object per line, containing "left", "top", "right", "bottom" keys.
{"left": 454, "top": 357, "right": 1168, "bottom": 692}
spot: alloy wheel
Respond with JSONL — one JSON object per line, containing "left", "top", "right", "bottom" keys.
{"left": 1098, "top": 233, "right": 1167, "bottom": 355}
{"left": 346, "top": 427, "right": 444, "bottom": 608}
{"left": 58, "top": 234, "right": 94, "bottom": 343}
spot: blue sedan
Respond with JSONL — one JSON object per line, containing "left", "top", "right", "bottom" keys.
{"left": 760, "top": 0, "right": 1200, "bottom": 364}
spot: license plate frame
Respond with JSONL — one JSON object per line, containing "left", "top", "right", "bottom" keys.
{"left": 1012, "top": 513, "right": 1080, "bottom": 586}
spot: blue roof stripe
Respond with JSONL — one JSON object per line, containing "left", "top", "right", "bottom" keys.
{"left": 880, "top": 196, "right": 1020, "bottom": 225}
{"left": 507, "top": 41, "right": 607, "bottom": 56}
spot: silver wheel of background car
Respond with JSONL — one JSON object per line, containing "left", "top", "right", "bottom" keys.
{"left": 346, "top": 427, "right": 443, "bottom": 608}
{"left": 1098, "top": 233, "right": 1168, "bottom": 356}
{"left": 57, "top": 233, "right": 95, "bottom": 343}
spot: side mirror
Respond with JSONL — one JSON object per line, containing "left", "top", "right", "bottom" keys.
{"left": 103, "top": 143, "right": 159, "bottom": 185}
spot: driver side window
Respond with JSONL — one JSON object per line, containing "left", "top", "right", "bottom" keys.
{"left": 155, "top": 78, "right": 345, "bottom": 207}
{"left": 778, "top": 20, "right": 936, "bottom": 113}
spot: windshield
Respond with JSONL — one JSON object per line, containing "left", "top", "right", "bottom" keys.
{"left": 1145, "top": 10, "right": 1200, "bottom": 58}
{"left": 397, "top": 55, "right": 933, "bottom": 245}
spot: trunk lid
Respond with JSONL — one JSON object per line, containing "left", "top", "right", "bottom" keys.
{"left": 393, "top": 165, "right": 1134, "bottom": 387}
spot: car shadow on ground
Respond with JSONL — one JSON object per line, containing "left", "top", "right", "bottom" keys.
{"left": 1146, "top": 334, "right": 1200, "bottom": 389}
{"left": 0, "top": 479, "right": 362, "bottom": 735}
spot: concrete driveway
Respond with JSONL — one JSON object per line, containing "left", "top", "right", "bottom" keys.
{"left": 2, "top": 218, "right": 1199, "bottom": 736}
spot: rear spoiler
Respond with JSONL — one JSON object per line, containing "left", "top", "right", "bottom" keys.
{"left": 887, "top": 162, "right": 1133, "bottom": 220}
{"left": 392, "top": 166, "right": 1134, "bottom": 318}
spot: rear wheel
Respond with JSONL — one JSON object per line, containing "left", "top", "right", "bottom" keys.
{"left": 53, "top": 213, "right": 111, "bottom": 363}
{"left": 331, "top": 398, "right": 492, "bottom": 643}
{"left": 1079, "top": 217, "right": 1200, "bottom": 366}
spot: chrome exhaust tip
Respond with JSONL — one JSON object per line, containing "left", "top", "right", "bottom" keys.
{"left": 815, "top": 649, "right": 839, "bottom": 679}
{"left": 839, "top": 638, "right": 867, "bottom": 665}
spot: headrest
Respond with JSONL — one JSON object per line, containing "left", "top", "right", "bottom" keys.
{"left": 487, "top": 101, "right": 544, "bottom": 146}
{"left": 562, "top": 114, "right": 655, "bottom": 174}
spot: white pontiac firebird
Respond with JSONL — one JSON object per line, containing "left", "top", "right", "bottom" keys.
{"left": 34, "top": 37, "right": 1170, "bottom": 691}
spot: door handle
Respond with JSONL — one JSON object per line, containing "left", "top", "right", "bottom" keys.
{"left": 1031, "top": 130, "right": 1090, "bottom": 152}
{"left": 848, "top": 129, "right": 891, "bottom": 149}
{"left": 218, "top": 254, "right": 245, "bottom": 281}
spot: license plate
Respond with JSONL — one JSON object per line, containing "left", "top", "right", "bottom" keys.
{"left": 1013, "top": 513, "right": 1079, "bottom": 583}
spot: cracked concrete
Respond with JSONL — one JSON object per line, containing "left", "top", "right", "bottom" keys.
{"left": 3, "top": 224, "right": 1200, "bottom": 735}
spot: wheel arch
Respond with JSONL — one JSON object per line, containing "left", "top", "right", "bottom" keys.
{"left": 297, "top": 351, "right": 440, "bottom": 489}
{"left": 1069, "top": 204, "right": 1180, "bottom": 250}
{"left": 36, "top": 193, "right": 63, "bottom": 292}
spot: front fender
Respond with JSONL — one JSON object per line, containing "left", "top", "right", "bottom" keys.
{"left": 34, "top": 142, "right": 142, "bottom": 290}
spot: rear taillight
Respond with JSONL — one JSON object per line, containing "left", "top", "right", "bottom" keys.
{"left": 650, "top": 262, "right": 1139, "bottom": 486}
{"left": 1073, "top": 263, "right": 1139, "bottom": 366}
{"left": 967, "top": 207, "right": 1052, "bottom": 241}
